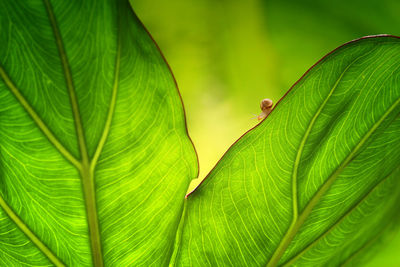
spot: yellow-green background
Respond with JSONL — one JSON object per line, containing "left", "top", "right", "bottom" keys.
{"left": 132, "top": 0, "right": 400, "bottom": 265}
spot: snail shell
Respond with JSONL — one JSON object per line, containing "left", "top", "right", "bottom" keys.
{"left": 258, "top": 98, "right": 273, "bottom": 121}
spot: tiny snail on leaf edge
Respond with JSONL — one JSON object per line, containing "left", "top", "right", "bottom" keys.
{"left": 257, "top": 98, "right": 273, "bottom": 121}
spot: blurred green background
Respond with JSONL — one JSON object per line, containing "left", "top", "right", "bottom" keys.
{"left": 131, "top": 0, "right": 400, "bottom": 265}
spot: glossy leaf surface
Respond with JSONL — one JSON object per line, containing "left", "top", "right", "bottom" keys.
{"left": 176, "top": 36, "right": 400, "bottom": 266}
{"left": 0, "top": 0, "right": 197, "bottom": 266}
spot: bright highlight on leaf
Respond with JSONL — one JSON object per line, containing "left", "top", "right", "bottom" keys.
{"left": 0, "top": 0, "right": 399, "bottom": 266}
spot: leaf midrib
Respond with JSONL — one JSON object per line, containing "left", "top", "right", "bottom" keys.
{"left": 0, "top": 1, "right": 122, "bottom": 266}
{"left": 266, "top": 48, "right": 399, "bottom": 267}
{"left": 290, "top": 60, "right": 355, "bottom": 220}
{"left": 266, "top": 55, "right": 361, "bottom": 267}
{"left": 266, "top": 96, "right": 400, "bottom": 267}
{"left": 43, "top": 0, "right": 90, "bottom": 166}
{"left": 42, "top": 0, "right": 105, "bottom": 266}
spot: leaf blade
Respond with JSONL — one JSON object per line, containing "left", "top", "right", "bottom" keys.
{"left": 0, "top": 66, "right": 80, "bottom": 168}
{"left": 0, "top": 0, "right": 197, "bottom": 265}
{"left": 177, "top": 36, "right": 400, "bottom": 266}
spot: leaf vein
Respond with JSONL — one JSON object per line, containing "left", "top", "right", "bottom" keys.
{"left": 0, "top": 67, "right": 80, "bottom": 169}
{"left": 90, "top": 22, "right": 121, "bottom": 172}
{"left": 282, "top": 166, "right": 400, "bottom": 266}
{"left": 0, "top": 196, "right": 65, "bottom": 267}
{"left": 266, "top": 48, "right": 397, "bottom": 267}
{"left": 42, "top": 0, "right": 103, "bottom": 265}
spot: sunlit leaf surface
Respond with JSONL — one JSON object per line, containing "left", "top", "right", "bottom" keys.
{"left": 176, "top": 36, "right": 400, "bottom": 266}
{"left": 1, "top": 1, "right": 400, "bottom": 266}
{"left": 0, "top": 0, "right": 197, "bottom": 266}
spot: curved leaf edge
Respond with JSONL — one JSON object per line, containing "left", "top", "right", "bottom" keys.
{"left": 129, "top": 5, "right": 200, "bottom": 266}
{"left": 130, "top": 2, "right": 199, "bottom": 181}
{"left": 176, "top": 33, "right": 400, "bottom": 265}
{"left": 185, "top": 34, "right": 400, "bottom": 198}
{"left": 0, "top": 1, "right": 199, "bottom": 266}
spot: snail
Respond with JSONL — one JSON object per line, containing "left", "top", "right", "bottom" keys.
{"left": 257, "top": 98, "right": 273, "bottom": 121}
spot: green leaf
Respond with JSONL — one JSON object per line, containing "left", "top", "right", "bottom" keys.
{"left": 176, "top": 36, "right": 400, "bottom": 266}
{"left": 2, "top": 1, "right": 400, "bottom": 266}
{"left": 0, "top": 0, "right": 197, "bottom": 266}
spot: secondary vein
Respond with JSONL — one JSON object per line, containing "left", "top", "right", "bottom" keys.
{"left": 0, "top": 66, "right": 81, "bottom": 169}
{"left": 267, "top": 95, "right": 400, "bottom": 267}
{"left": 267, "top": 60, "right": 356, "bottom": 267}
{"left": 90, "top": 22, "right": 121, "bottom": 173}
{"left": 0, "top": 196, "right": 65, "bottom": 267}
{"left": 281, "top": 167, "right": 399, "bottom": 267}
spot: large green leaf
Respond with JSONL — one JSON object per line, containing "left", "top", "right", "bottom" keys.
{"left": 175, "top": 36, "right": 400, "bottom": 266}
{"left": 0, "top": 0, "right": 197, "bottom": 266}
{"left": 2, "top": 0, "right": 400, "bottom": 266}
